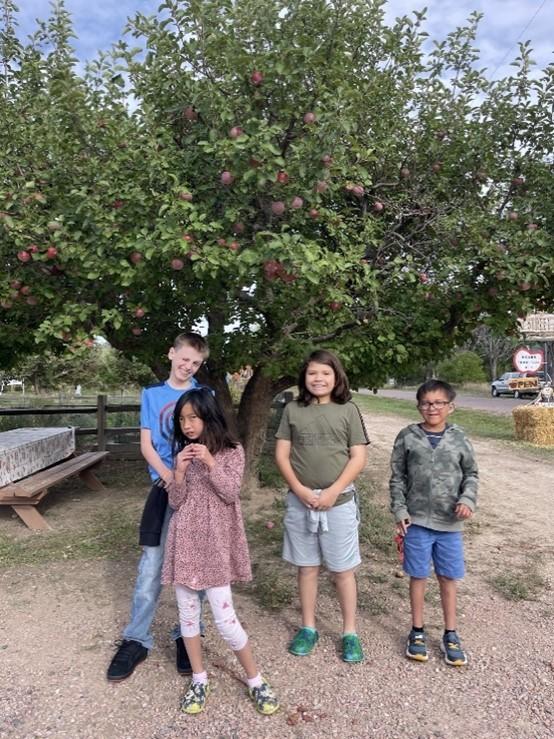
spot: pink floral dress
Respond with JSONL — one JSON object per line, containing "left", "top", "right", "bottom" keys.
{"left": 161, "top": 444, "right": 252, "bottom": 590}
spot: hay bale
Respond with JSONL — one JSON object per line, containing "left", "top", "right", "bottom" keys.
{"left": 512, "top": 405, "right": 554, "bottom": 446}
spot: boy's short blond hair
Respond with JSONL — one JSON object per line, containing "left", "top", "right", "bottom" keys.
{"left": 173, "top": 332, "right": 210, "bottom": 359}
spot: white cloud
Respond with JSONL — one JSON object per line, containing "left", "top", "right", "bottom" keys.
{"left": 15, "top": 0, "right": 553, "bottom": 75}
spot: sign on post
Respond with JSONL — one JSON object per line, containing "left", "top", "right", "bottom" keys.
{"left": 513, "top": 347, "right": 544, "bottom": 373}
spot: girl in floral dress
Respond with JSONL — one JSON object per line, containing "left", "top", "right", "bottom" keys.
{"left": 162, "top": 387, "right": 279, "bottom": 716}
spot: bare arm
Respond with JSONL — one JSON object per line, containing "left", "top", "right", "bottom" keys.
{"left": 275, "top": 439, "right": 319, "bottom": 508}
{"left": 140, "top": 428, "right": 173, "bottom": 486}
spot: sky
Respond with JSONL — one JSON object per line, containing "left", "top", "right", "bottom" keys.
{"left": 13, "top": 0, "right": 554, "bottom": 79}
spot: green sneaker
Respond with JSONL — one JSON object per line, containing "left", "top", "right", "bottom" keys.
{"left": 180, "top": 680, "right": 210, "bottom": 714}
{"left": 288, "top": 627, "right": 319, "bottom": 656}
{"left": 248, "top": 678, "right": 280, "bottom": 715}
{"left": 342, "top": 633, "right": 364, "bottom": 663}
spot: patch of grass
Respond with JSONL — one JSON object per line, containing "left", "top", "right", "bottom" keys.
{"left": 489, "top": 565, "right": 547, "bottom": 602}
{"left": 0, "top": 508, "right": 138, "bottom": 568}
{"left": 250, "top": 565, "right": 294, "bottom": 610}
{"left": 354, "top": 393, "right": 515, "bottom": 441}
{"left": 358, "top": 479, "right": 395, "bottom": 555}
{"left": 257, "top": 454, "right": 282, "bottom": 489}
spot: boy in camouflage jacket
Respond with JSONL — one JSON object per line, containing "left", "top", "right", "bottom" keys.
{"left": 389, "top": 380, "right": 478, "bottom": 666}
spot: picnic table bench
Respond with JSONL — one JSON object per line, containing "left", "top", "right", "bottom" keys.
{"left": 0, "top": 427, "right": 108, "bottom": 530}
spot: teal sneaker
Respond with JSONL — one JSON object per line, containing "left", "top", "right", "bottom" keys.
{"left": 288, "top": 627, "right": 319, "bottom": 656}
{"left": 441, "top": 631, "right": 468, "bottom": 666}
{"left": 342, "top": 633, "right": 364, "bottom": 663}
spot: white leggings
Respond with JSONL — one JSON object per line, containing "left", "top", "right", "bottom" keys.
{"left": 175, "top": 583, "right": 248, "bottom": 652}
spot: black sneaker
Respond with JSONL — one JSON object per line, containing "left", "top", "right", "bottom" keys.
{"left": 106, "top": 639, "right": 148, "bottom": 682}
{"left": 175, "top": 637, "right": 192, "bottom": 674}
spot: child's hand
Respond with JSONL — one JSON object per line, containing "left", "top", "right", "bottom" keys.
{"left": 455, "top": 503, "right": 473, "bottom": 519}
{"left": 188, "top": 443, "right": 215, "bottom": 468}
{"left": 295, "top": 486, "right": 319, "bottom": 509}
{"left": 314, "top": 489, "right": 338, "bottom": 511}
{"left": 175, "top": 448, "right": 193, "bottom": 470}
{"left": 396, "top": 518, "right": 411, "bottom": 536}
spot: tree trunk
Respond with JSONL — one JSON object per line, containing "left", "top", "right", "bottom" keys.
{"left": 236, "top": 370, "right": 295, "bottom": 488}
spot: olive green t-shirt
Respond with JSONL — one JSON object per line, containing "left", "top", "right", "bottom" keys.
{"left": 275, "top": 400, "right": 369, "bottom": 489}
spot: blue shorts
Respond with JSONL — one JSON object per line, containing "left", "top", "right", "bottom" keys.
{"left": 282, "top": 492, "right": 361, "bottom": 572}
{"left": 403, "top": 524, "right": 465, "bottom": 580}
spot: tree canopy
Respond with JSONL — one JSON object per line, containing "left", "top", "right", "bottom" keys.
{"left": 1, "top": 0, "right": 553, "bottom": 472}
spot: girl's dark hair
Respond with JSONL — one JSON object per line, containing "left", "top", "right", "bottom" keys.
{"left": 297, "top": 349, "right": 352, "bottom": 406}
{"left": 172, "top": 387, "right": 238, "bottom": 456}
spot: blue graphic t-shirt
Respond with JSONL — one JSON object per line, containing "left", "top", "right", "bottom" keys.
{"left": 140, "top": 378, "right": 200, "bottom": 481}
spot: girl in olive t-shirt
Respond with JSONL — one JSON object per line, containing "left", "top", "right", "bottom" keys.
{"left": 275, "top": 349, "right": 369, "bottom": 663}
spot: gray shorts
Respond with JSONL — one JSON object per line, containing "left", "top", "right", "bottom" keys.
{"left": 282, "top": 491, "right": 361, "bottom": 572}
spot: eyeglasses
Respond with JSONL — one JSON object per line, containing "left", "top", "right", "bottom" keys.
{"left": 418, "top": 401, "right": 451, "bottom": 409}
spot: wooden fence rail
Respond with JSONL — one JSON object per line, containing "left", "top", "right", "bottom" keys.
{"left": 0, "top": 394, "right": 141, "bottom": 459}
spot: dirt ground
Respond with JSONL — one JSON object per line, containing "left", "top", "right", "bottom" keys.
{"left": 1, "top": 412, "right": 553, "bottom": 739}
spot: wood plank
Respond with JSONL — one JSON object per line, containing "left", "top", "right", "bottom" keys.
{"left": 78, "top": 468, "right": 104, "bottom": 491}
{"left": 0, "top": 452, "right": 109, "bottom": 498}
{"left": 11, "top": 505, "right": 51, "bottom": 530}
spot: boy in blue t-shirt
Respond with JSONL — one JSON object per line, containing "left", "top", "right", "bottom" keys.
{"left": 107, "top": 332, "right": 210, "bottom": 682}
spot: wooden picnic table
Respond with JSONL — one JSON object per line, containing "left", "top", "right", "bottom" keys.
{"left": 0, "top": 427, "right": 108, "bottom": 530}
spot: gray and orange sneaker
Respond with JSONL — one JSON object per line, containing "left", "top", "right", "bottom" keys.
{"left": 406, "top": 629, "right": 429, "bottom": 662}
{"left": 441, "top": 631, "right": 467, "bottom": 666}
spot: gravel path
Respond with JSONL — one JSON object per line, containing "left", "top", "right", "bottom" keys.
{"left": 1, "top": 412, "right": 553, "bottom": 738}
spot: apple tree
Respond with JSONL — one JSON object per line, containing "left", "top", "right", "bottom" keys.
{"left": 1, "top": 0, "right": 553, "bottom": 479}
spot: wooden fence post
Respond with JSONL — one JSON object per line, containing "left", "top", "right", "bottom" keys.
{"left": 97, "top": 394, "right": 107, "bottom": 451}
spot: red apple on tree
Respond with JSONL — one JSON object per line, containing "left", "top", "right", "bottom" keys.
{"left": 315, "top": 180, "right": 328, "bottom": 193}
{"left": 329, "top": 301, "right": 342, "bottom": 311}
{"left": 352, "top": 185, "right": 364, "bottom": 198}
{"left": 178, "top": 191, "right": 193, "bottom": 201}
{"left": 276, "top": 171, "right": 289, "bottom": 184}
{"left": 511, "top": 176, "right": 524, "bottom": 186}
{"left": 271, "top": 201, "right": 286, "bottom": 216}
{"left": 431, "top": 161, "right": 442, "bottom": 173}
{"left": 229, "top": 126, "right": 243, "bottom": 139}
{"left": 250, "top": 70, "right": 263, "bottom": 86}
{"left": 400, "top": 167, "right": 411, "bottom": 179}
{"left": 291, "top": 196, "right": 304, "bottom": 209}
{"left": 134, "top": 307, "right": 145, "bottom": 318}
{"left": 17, "top": 250, "right": 31, "bottom": 263}
{"left": 229, "top": 241, "right": 240, "bottom": 251}
{"left": 217, "top": 238, "right": 227, "bottom": 247}
{"left": 527, "top": 223, "right": 538, "bottom": 231}
{"left": 19, "top": 285, "right": 31, "bottom": 295}
{"left": 112, "top": 199, "right": 124, "bottom": 209}
{"left": 171, "top": 258, "right": 185, "bottom": 271}
{"left": 265, "top": 521, "right": 275, "bottom": 529}
{"left": 508, "top": 211, "right": 519, "bottom": 221}
{"left": 372, "top": 201, "right": 384, "bottom": 213}
{"left": 183, "top": 106, "right": 198, "bottom": 121}
{"left": 28, "top": 243, "right": 39, "bottom": 253}
{"left": 263, "top": 260, "right": 282, "bottom": 280}
{"left": 232, "top": 222, "right": 245, "bottom": 234}
{"left": 182, "top": 233, "right": 194, "bottom": 243}
{"left": 418, "top": 272, "right": 429, "bottom": 284}
{"left": 132, "top": 326, "right": 142, "bottom": 336}
{"left": 220, "top": 170, "right": 234, "bottom": 186}
{"left": 321, "top": 154, "right": 333, "bottom": 167}
{"left": 303, "top": 111, "right": 316, "bottom": 124}
{"left": 309, "top": 208, "right": 319, "bottom": 219}
{"left": 46, "top": 246, "right": 58, "bottom": 259}
{"left": 26, "top": 296, "right": 38, "bottom": 306}
{"left": 84, "top": 338, "right": 94, "bottom": 348}
{"left": 10, "top": 279, "right": 21, "bottom": 289}
{"left": 130, "top": 251, "right": 143, "bottom": 264}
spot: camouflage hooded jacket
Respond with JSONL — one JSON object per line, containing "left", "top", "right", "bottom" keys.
{"left": 389, "top": 423, "right": 478, "bottom": 532}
